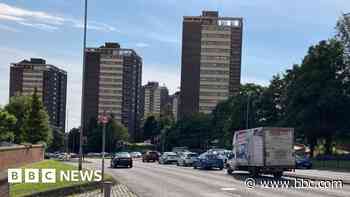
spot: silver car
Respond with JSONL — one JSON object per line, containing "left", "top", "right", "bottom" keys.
{"left": 177, "top": 152, "right": 199, "bottom": 167}
{"left": 159, "top": 152, "right": 178, "bottom": 164}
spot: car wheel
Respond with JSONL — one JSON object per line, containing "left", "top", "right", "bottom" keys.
{"left": 273, "top": 171, "right": 283, "bottom": 179}
{"left": 249, "top": 167, "right": 259, "bottom": 177}
{"left": 176, "top": 162, "right": 179, "bottom": 166}
{"left": 219, "top": 167, "right": 224, "bottom": 170}
{"left": 194, "top": 165, "right": 197, "bottom": 169}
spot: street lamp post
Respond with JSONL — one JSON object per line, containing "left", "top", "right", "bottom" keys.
{"left": 79, "top": 0, "right": 88, "bottom": 171}
{"left": 246, "top": 93, "right": 250, "bottom": 129}
{"left": 99, "top": 111, "right": 109, "bottom": 192}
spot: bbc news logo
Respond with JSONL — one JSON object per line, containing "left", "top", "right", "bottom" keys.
{"left": 8, "top": 169, "right": 102, "bottom": 183}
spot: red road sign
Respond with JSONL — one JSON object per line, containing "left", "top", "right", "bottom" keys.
{"left": 99, "top": 112, "right": 109, "bottom": 124}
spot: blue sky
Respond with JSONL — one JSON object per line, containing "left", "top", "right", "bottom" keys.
{"left": 0, "top": 0, "right": 348, "bottom": 131}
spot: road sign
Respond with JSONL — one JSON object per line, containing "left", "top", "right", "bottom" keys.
{"left": 98, "top": 112, "right": 109, "bottom": 124}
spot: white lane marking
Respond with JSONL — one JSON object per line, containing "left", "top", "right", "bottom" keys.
{"left": 221, "top": 187, "right": 237, "bottom": 191}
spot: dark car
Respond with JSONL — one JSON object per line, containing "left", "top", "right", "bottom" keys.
{"left": 295, "top": 154, "right": 312, "bottom": 169}
{"left": 111, "top": 152, "right": 133, "bottom": 168}
{"left": 142, "top": 151, "right": 159, "bottom": 162}
{"left": 193, "top": 152, "right": 224, "bottom": 170}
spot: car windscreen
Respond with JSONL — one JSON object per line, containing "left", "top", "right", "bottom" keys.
{"left": 188, "top": 153, "right": 198, "bottom": 157}
{"left": 206, "top": 154, "right": 218, "bottom": 159}
{"left": 116, "top": 153, "right": 130, "bottom": 157}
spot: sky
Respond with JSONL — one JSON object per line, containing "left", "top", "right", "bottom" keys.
{"left": 0, "top": 0, "right": 348, "bottom": 131}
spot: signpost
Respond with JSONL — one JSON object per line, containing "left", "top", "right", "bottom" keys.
{"left": 99, "top": 111, "right": 109, "bottom": 192}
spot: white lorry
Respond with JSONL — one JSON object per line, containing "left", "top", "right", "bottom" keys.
{"left": 227, "top": 127, "right": 295, "bottom": 178}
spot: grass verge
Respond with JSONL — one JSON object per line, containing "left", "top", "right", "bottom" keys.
{"left": 311, "top": 159, "right": 350, "bottom": 172}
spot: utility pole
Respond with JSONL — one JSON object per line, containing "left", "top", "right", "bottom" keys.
{"left": 246, "top": 93, "right": 250, "bottom": 129}
{"left": 99, "top": 111, "right": 109, "bottom": 193}
{"left": 66, "top": 109, "right": 69, "bottom": 154}
{"left": 79, "top": 0, "right": 88, "bottom": 171}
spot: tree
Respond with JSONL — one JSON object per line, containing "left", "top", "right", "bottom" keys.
{"left": 0, "top": 108, "right": 17, "bottom": 142}
{"left": 106, "top": 118, "right": 129, "bottom": 152}
{"left": 85, "top": 116, "right": 129, "bottom": 153}
{"left": 68, "top": 128, "right": 80, "bottom": 153}
{"left": 5, "top": 96, "right": 31, "bottom": 143}
{"left": 211, "top": 83, "right": 266, "bottom": 148}
{"left": 26, "top": 88, "right": 52, "bottom": 144}
{"left": 284, "top": 39, "right": 350, "bottom": 155}
{"left": 336, "top": 13, "right": 350, "bottom": 62}
{"left": 165, "top": 113, "right": 211, "bottom": 151}
{"left": 142, "top": 116, "right": 159, "bottom": 140}
{"left": 48, "top": 129, "right": 65, "bottom": 152}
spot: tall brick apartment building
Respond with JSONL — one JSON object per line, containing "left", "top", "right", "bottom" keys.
{"left": 180, "top": 11, "right": 243, "bottom": 118}
{"left": 9, "top": 58, "right": 67, "bottom": 130}
{"left": 82, "top": 42, "right": 142, "bottom": 141}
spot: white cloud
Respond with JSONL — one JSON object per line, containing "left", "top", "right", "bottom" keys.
{"left": 0, "top": 3, "right": 117, "bottom": 32}
{"left": 241, "top": 76, "right": 269, "bottom": 87}
{"left": 0, "top": 3, "right": 65, "bottom": 25}
{"left": 0, "top": 24, "right": 19, "bottom": 32}
{"left": 135, "top": 42, "right": 149, "bottom": 48}
{"left": 18, "top": 21, "right": 58, "bottom": 32}
{"left": 71, "top": 20, "right": 117, "bottom": 32}
{"left": 0, "top": 14, "right": 24, "bottom": 21}
{"left": 142, "top": 64, "right": 180, "bottom": 94}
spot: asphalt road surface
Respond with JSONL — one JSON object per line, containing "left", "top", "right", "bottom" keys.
{"left": 83, "top": 159, "right": 350, "bottom": 197}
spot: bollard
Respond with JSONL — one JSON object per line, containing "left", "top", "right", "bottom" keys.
{"left": 103, "top": 181, "right": 113, "bottom": 197}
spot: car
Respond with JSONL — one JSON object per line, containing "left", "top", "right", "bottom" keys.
{"left": 295, "top": 154, "right": 312, "bottom": 169}
{"left": 111, "top": 152, "right": 133, "bottom": 168}
{"left": 130, "top": 152, "right": 142, "bottom": 158}
{"left": 87, "top": 152, "right": 101, "bottom": 157}
{"left": 172, "top": 147, "right": 189, "bottom": 154}
{"left": 177, "top": 152, "right": 199, "bottom": 166}
{"left": 159, "top": 152, "right": 179, "bottom": 164}
{"left": 193, "top": 152, "right": 224, "bottom": 170}
{"left": 142, "top": 151, "right": 159, "bottom": 162}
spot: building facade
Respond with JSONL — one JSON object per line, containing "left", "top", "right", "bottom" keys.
{"left": 9, "top": 58, "right": 67, "bottom": 130}
{"left": 142, "top": 82, "right": 161, "bottom": 118}
{"left": 171, "top": 91, "right": 180, "bottom": 122}
{"left": 82, "top": 42, "right": 142, "bottom": 141}
{"left": 180, "top": 11, "right": 243, "bottom": 117}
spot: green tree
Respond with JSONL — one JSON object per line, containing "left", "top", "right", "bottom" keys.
{"left": 142, "top": 116, "right": 159, "bottom": 140}
{"left": 5, "top": 96, "right": 31, "bottom": 143}
{"left": 284, "top": 39, "right": 350, "bottom": 155}
{"left": 26, "top": 88, "right": 52, "bottom": 144}
{"left": 48, "top": 129, "right": 65, "bottom": 152}
{"left": 0, "top": 108, "right": 17, "bottom": 142}
{"left": 165, "top": 113, "right": 211, "bottom": 151}
{"left": 336, "top": 13, "right": 350, "bottom": 62}
{"left": 211, "top": 83, "right": 266, "bottom": 148}
{"left": 68, "top": 127, "right": 80, "bottom": 153}
{"left": 85, "top": 116, "right": 129, "bottom": 153}
{"left": 106, "top": 118, "right": 129, "bottom": 152}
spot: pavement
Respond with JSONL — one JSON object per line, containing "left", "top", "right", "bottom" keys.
{"left": 78, "top": 158, "right": 350, "bottom": 197}
{"left": 285, "top": 169, "right": 350, "bottom": 184}
{"left": 69, "top": 184, "right": 137, "bottom": 197}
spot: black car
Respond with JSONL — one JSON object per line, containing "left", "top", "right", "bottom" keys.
{"left": 111, "top": 152, "right": 133, "bottom": 168}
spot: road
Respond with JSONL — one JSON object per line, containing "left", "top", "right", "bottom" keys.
{"left": 83, "top": 159, "right": 350, "bottom": 197}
